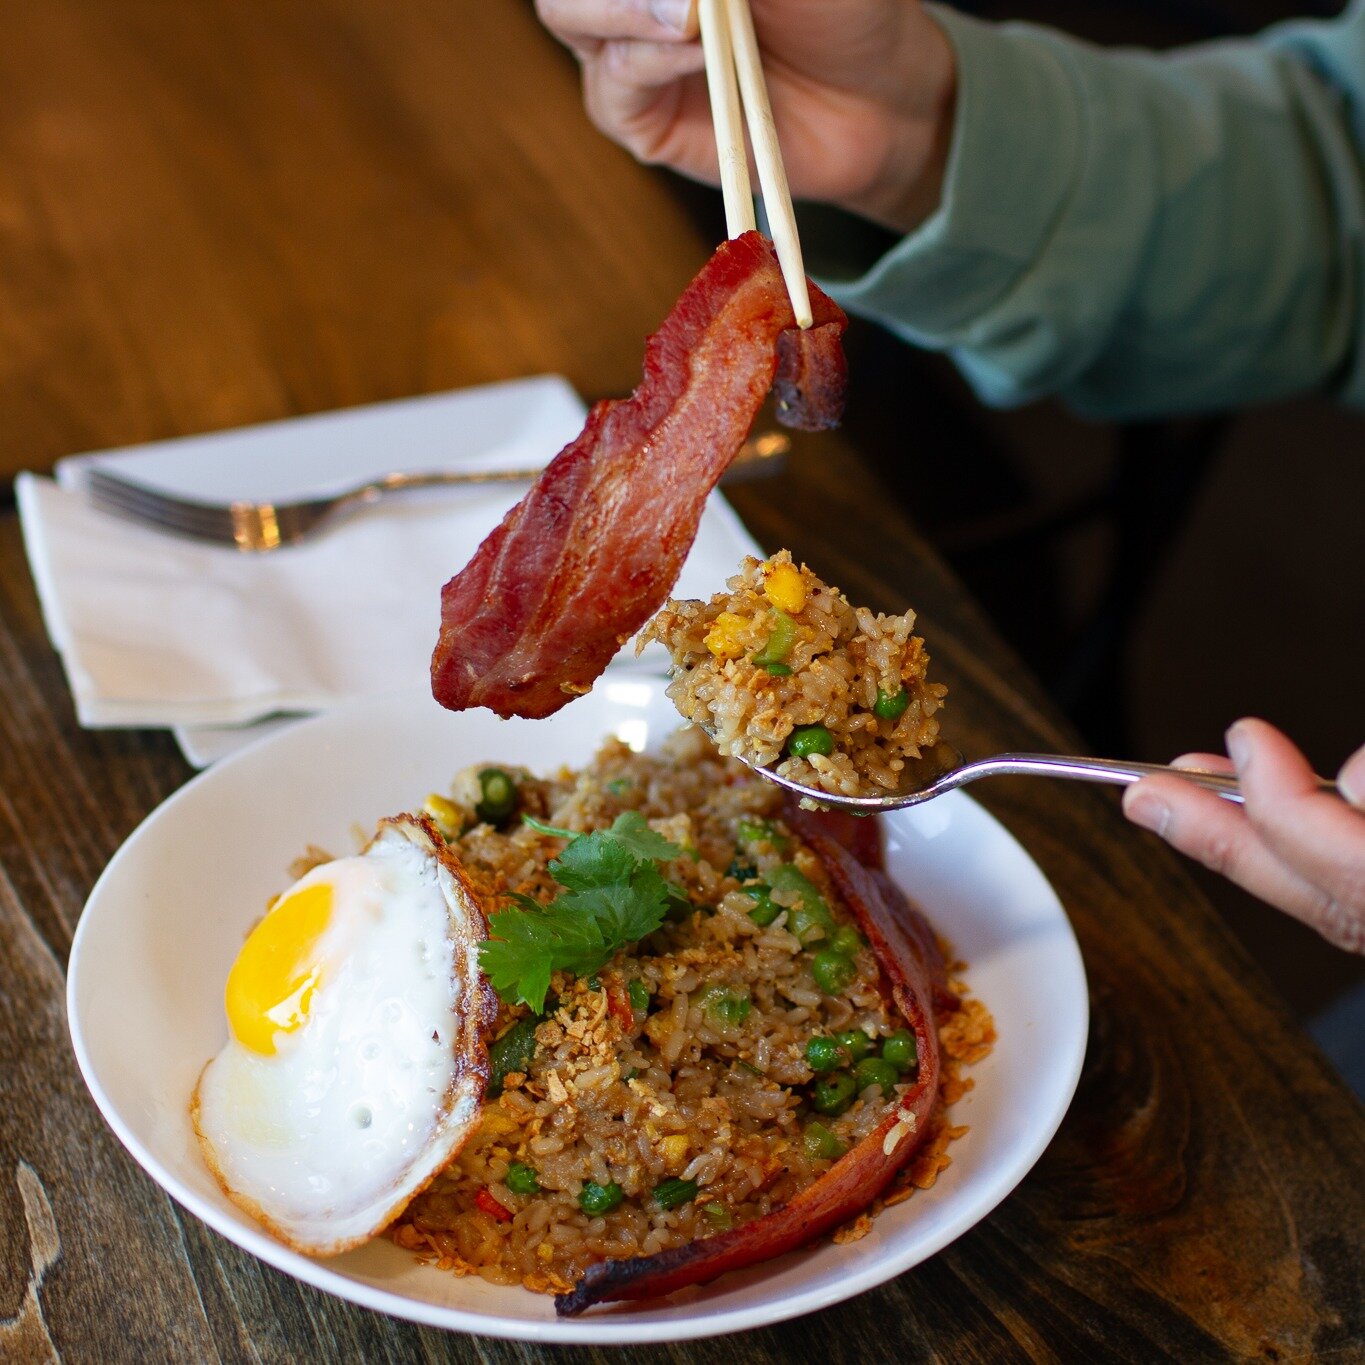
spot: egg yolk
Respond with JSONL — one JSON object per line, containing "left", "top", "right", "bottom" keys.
{"left": 225, "top": 882, "right": 332, "bottom": 1054}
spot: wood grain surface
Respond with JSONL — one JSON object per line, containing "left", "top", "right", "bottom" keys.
{"left": 1, "top": 1, "right": 1362, "bottom": 1361}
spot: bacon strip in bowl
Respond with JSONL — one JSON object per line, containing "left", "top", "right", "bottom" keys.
{"left": 553, "top": 803, "right": 952, "bottom": 1316}
{"left": 430, "top": 231, "right": 848, "bottom": 720}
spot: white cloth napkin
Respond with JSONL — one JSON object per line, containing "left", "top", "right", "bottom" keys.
{"left": 18, "top": 376, "right": 762, "bottom": 759}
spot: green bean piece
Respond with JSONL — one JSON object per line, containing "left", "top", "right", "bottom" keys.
{"left": 787, "top": 903, "right": 828, "bottom": 944}
{"left": 830, "top": 924, "right": 864, "bottom": 956}
{"left": 578, "top": 1180, "right": 625, "bottom": 1216}
{"left": 787, "top": 724, "right": 835, "bottom": 758}
{"left": 834, "top": 1029, "right": 873, "bottom": 1063}
{"left": 873, "top": 688, "right": 911, "bottom": 721}
{"left": 750, "top": 608, "right": 797, "bottom": 668}
{"left": 627, "top": 978, "right": 651, "bottom": 1012}
{"left": 804, "top": 1036, "right": 842, "bottom": 1074}
{"left": 487, "top": 1017, "right": 538, "bottom": 1096}
{"left": 854, "top": 1056, "right": 900, "bottom": 1096}
{"left": 653, "top": 1178, "right": 700, "bottom": 1210}
{"left": 881, "top": 1028, "right": 919, "bottom": 1073}
{"left": 742, "top": 884, "right": 781, "bottom": 926}
{"left": 811, "top": 949, "right": 857, "bottom": 994}
{"left": 702, "top": 1201, "right": 734, "bottom": 1230}
{"left": 802, "top": 1121, "right": 848, "bottom": 1161}
{"left": 475, "top": 767, "right": 518, "bottom": 825}
{"left": 763, "top": 662, "right": 793, "bottom": 676}
{"left": 812, "top": 1071, "right": 857, "bottom": 1116}
{"left": 505, "top": 1162, "right": 541, "bottom": 1196}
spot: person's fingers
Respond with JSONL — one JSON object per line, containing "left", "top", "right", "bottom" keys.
{"left": 599, "top": 36, "right": 705, "bottom": 87}
{"left": 1122, "top": 774, "right": 1360, "bottom": 946}
{"left": 1227, "top": 719, "right": 1365, "bottom": 936}
{"left": 536, "top": 0, "right": 698, "bottom": 46}
{"left": 1171, "top": 752, "right": 1233, "bottom": 774}
{"left": 582, "top": 55, "right": 711, "bottom": 168}
{"left": 1339, "top": 740, "right": 1365, "bottom": 809}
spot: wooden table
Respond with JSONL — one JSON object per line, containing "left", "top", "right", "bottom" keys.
{"left": 2, "top": 1, "right": 1362, "bottom": 1359}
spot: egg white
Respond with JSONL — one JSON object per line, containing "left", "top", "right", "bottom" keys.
{"left": 192, "top": 815, "right": 496, "bottom": 1256}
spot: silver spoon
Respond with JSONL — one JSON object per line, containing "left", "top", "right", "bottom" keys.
{"left": 714, "top": 737, "right": 1342, "bottom": 812}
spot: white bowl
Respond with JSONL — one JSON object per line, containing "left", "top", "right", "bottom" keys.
{"left": 68, "top": 679, "right": 1088, "bottom": 1344}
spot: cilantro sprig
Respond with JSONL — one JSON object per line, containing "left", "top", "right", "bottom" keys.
{"left": 480, "top": 812, "right": 684, "bottom": 1012}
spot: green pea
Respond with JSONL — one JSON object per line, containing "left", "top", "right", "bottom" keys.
{"left": 487, "top": 1017, "right": 538, "bottom": 1096}
{"left": 812, "top": 1071, "right": 857, "bottom": 1116}
{"left": 743, "top": 884, "right": 781, "bottom": 926}
{"left": 701, "top": 984, "right": 751, "bottom": 1031}
{"left": 804, "top": 1036, "right": 842, "bottom": 1074}
{"left": 653, "top": 1178, "right": 699, "bottom": 1210}
{"left": 811, "top": 949, "right": 857, "bottom": 994}
{"left": 505, "top": 1162, "right": 540, "bottom": 1196}
{"left": 834, "top": 1029, "right": 872, "bottom": 1063}
{"left": 578, "top": 1180, "right": 624, "bottom": 1216}
{"left": 881, "top": 1028, "right": 918, "bottom": 1073}
{"left": 787, "top": 724, "right": 835, "bottom": 758}
{"left": 627, "top": 979, "right": 651, "bottom": 1012}
{"left": 854, "top": 1056, "right": 900, "bottom": 1096}
{"left": 830, "top": 924, "right": 863, "bottom": 956}
{"left": 873, "top": 688, "right": 910, "bottom": 721}
{"left": 475, "top": 767, "right": 517, "bottom": 825}
{"left": 768, "top": 865, "right": 835, "bottom": 944}
{"left": 737, "top": 818, "right": 789, "bottom": 852}
{"left": 802, "top": 1121, "right": 847, "bottom": 1161}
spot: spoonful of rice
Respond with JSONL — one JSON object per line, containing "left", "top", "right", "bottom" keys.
{"left": 642, "top": 552, "right": 1340, "bottom": 812}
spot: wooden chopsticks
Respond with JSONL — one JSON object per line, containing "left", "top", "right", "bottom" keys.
{"left": 698, "top": 0, "right": 813, "bottom": 328}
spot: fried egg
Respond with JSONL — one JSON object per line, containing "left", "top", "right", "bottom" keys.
{"left": 192, "top": 814, "right": 495, "bottom": 1256}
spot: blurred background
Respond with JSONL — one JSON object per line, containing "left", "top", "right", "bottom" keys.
{"left": 843, "top": 0, "right": 1365, "bottom": 1084}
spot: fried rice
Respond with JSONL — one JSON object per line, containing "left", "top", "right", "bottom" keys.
{"left": 373, "top": 727, "right": 991, "bottom": 1295}
{"left": 641, "top": 552, "right": 948, "bottom": 798}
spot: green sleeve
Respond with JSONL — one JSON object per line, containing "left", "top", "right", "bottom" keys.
{"left": 822, "top": 2, "right": 1365, "bottom": 417}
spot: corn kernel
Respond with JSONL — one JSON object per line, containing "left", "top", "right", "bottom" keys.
{"left": 763, "top": 561, "right": 806, "bottom": 614}
{"left": 661, "top": 1134, "right": 690, "bottom": 1169}
{"left": 423, "top": 792, "right": 462, "bottom": 836}
{"left": 704, "top": 611, "right": 750, "bottom": 659}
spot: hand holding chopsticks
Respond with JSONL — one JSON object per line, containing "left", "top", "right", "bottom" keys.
{"left": 698, "top": 0, "right": 812, "bottom": 327}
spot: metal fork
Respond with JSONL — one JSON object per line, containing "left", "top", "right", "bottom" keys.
{"left": 81, "top": 433, "right": 790, "bottom": 551}
{"left": 727, "top": 739, "right": 1342, "bottom": 811}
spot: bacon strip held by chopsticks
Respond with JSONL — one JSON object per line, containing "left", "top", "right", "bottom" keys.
{"left": 554, "top": 810, "right": 951, "bottom": 1317}
{"left": 431, "top": 232, "right": 848, "bottom": 720}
